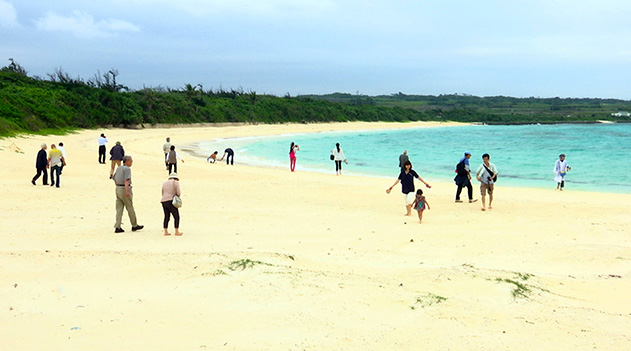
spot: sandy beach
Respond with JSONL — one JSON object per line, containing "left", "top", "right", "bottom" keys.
{"left": 1, "top": 121, "right": 630, "bottom": 350}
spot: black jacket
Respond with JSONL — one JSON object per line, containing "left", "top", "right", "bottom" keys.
{"left": 35, "top": 149, "right": 47, "bottom": 169}
{"left": 109, "top": 145, "right": 125, "bottom": 161}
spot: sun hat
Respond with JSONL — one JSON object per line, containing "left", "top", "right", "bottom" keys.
{"left": 169, "top": 173, "right": 179, "bottom": 179}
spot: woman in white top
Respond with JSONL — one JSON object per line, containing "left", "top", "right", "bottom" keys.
{"left": 289, "top": 142, "right": 300, "bottom": 172}
{"left": 331, "top": 143, "right": 347, "bottom": 175}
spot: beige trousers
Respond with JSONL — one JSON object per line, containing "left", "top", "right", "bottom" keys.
{"left": 115, "top": 186, "right": 137, "bottom": 228}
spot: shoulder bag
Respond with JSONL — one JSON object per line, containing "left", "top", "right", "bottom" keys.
{"left": 172, "top": 181, "right": 182, "bottom": 208}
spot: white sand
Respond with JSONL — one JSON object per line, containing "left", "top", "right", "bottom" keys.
{"left": 1, "top": 122, "right": 630, "bottom": 350}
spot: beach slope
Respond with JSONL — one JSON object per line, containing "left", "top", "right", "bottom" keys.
{"left": 1, "top": 122, "right": 630, "bottom": 350}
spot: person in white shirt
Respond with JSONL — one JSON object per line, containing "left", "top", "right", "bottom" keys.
{"left": 331, "top": 143, "right": 348, "bottom": 175}
{"left": 98, "top": 133, "right": 108, "bottom": 164}
{"left": 57, "top": 142, "right": 66, "bottom": 174}
{"left": 554, "top": 154, "right": 571, "bottom": 191}
{"left": 475, "top": 153, "right": 498, "bottom": 211}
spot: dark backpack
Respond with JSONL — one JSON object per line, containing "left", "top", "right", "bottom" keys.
{"left": 455, "top": 160, "right": 467, "bottom": 176}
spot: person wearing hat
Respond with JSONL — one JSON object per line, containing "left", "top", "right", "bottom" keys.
{"left": 454, "top": 151, "right": 477, "bottom": 203}
{"left": 554, "top": 154, "right": 571, "bottom": 191}
{"left": 98, "top": 133, "right": 108, "bottom": 164}
{"left": 109, "top": 141, "right": 125, "bottom": 179}
{"left": 161, "top": 173, "right": 183, "bottom": 236}
{"left": 31, "top": 143, "right": 49, "bottom": 185}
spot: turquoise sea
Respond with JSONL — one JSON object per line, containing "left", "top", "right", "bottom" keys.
{"left": 193, "top": 123, "right": 631, "bottom": 194}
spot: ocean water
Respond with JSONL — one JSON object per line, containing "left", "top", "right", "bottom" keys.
{"left": 193, "top": 123, "right": 631, "bottom": 194}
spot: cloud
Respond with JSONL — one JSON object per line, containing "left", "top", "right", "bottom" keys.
{"left": 117, "top": 0, "right": 336, "bottom": 18}
{"left": 0, "top": 0, "right": 19, "bottom": 28}
{"left": 35, "top": 11, "right": 140, "bottom": 39}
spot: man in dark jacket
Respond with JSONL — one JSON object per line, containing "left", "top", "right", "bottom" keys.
{"left": 31, "top": 143, "right": 49, "bottom": 185}
{"left": 454, "top": 151, "right": 477, "bottom": 203}
{"left": 398, "top": 150, "right": 409, "bottom": 172}
{"left": 109, "top": 141, "right": 125, "bottom": 179}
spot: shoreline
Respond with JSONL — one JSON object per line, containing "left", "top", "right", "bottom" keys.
{"left": 2, "top": 121, "right": 630, "bottom": 350}
{"left": 180, "top": 122, "right": 629, "bottom": 195}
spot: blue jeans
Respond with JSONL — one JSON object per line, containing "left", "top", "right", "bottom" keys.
{"left": 50, "top": 165, "right": 61, "bottom": 187}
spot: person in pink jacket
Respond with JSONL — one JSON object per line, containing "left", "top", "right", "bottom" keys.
{"left": 161, "top": 173, "right": 183, "bottom": 236}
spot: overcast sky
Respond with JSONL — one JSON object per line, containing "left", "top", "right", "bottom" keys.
{"left": 2, "top": 0, "right": 631, "bottom": 98}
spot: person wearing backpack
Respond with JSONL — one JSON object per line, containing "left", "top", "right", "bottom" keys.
{"left": 454, "top": 151, "right": 477, "bottom": 203}
{"left": 475, "top": 153, "right": 498, "bottom": 211}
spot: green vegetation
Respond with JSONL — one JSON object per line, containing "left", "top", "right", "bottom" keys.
{"left": 494, "top": 272, "right": 541, "bottom": 299}
{"left": 495, "top": 278, "right": 532, "bottom": 299}
{"left": 410, "top": 293, "right": 447, "bottom": 309}
{"left": 227, "top": 259, "right": 272, "bottom": 271}
{"left": 302, "top": 92, "right": 631, "bottom": 124}
{"left": 2, "top": 60, "right": 631, "bottom": 136}
{"left": 0, "top": 61, "right": 434, "bottom": 136}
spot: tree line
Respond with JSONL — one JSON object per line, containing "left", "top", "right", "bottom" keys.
{"left": 2, "top": 60, "right": 630, "bottom": 136}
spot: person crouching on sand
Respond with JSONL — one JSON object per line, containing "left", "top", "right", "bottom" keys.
{"left": 412, "top": 189, "right": 430, "bottom": 223}
{"left": 207, "top": 151, "right": 219, "bottom": 163}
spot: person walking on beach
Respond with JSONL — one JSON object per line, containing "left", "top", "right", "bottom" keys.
{"left": 48, "top": 144, "right": 65, "bottom": 188}
{"left": 386, "top": 160, "right": 431, "bottom": 216}
{"left": 331, "top": 143, "right": 347, "bottom": 175}
{"left": 161, "top": 173, "right": 183, "bottom": 236}
{"left": 221, "top": 148, "right": 234, "bottom": 165}
{"left": 31, "top": 143, "right": 48, "bottom": 186}
{"left": 162, "top": 137, "right": 172, "bottom": 170}
{"left": 109, "top": 141, "right": 125, "bottom": 179}
{"left": 399, "top": 150, "right": 409, "bottom": 172}
{"left": 112, "top": 155, "right": 143, "bottom": 233}
{"left": 475, "top": 153, "right": 498, "bottom": 211}
{"left": 166, "top": 145, "right": 184, "bottom": 174}
{"left": 98, "top": 133, "right": 108, "bottom": 164}
{"left": 554, "top": 154, "right": 571, "bottom": 191}
{"left": 57, "top": 142, "right": 66, "bottom": 174}
{"left": 412, "top": 189, "right": 430, "bottom": 223}
{"left": 454, "top": 151, "right": 477, "bottom": 203}
{"left": 289, "top": 142, "right": 300, "bottom": 172}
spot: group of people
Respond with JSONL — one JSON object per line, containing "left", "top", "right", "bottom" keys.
{"left": 31, "top": 142, "right": 66, "bottom": 187}
{"left": 162, "top": 137, "right": 184, "bottom": 174}
{"left": 207, "top": 148, "right": 235, "bottom": 165}
{"left": 287, "top": 142, "right": 349, "bottom": 175}
{"left": 32, "top": 132, "right": 572, "bottom": 231}
{"left": 88, "top": 135, "right": 185, "bottom": 235}
{"left": 386, "top": 150, "right": 499, "bottom": 223}
{"left": 385, "top": 150, "right": 571, "bottom": 222}
{"left": 109, "top": 136, "right": 185, "bottom": 235}
{"left": 97, "top": 133, "right": 126, "bottom": 179}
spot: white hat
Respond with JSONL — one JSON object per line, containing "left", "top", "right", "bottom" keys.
{"left": 169, "top": 173, "right": 179, "bottom": 179}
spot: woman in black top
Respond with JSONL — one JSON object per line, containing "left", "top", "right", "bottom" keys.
{"left": 386, "top": 160, "right": 431, "bottom": 216}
